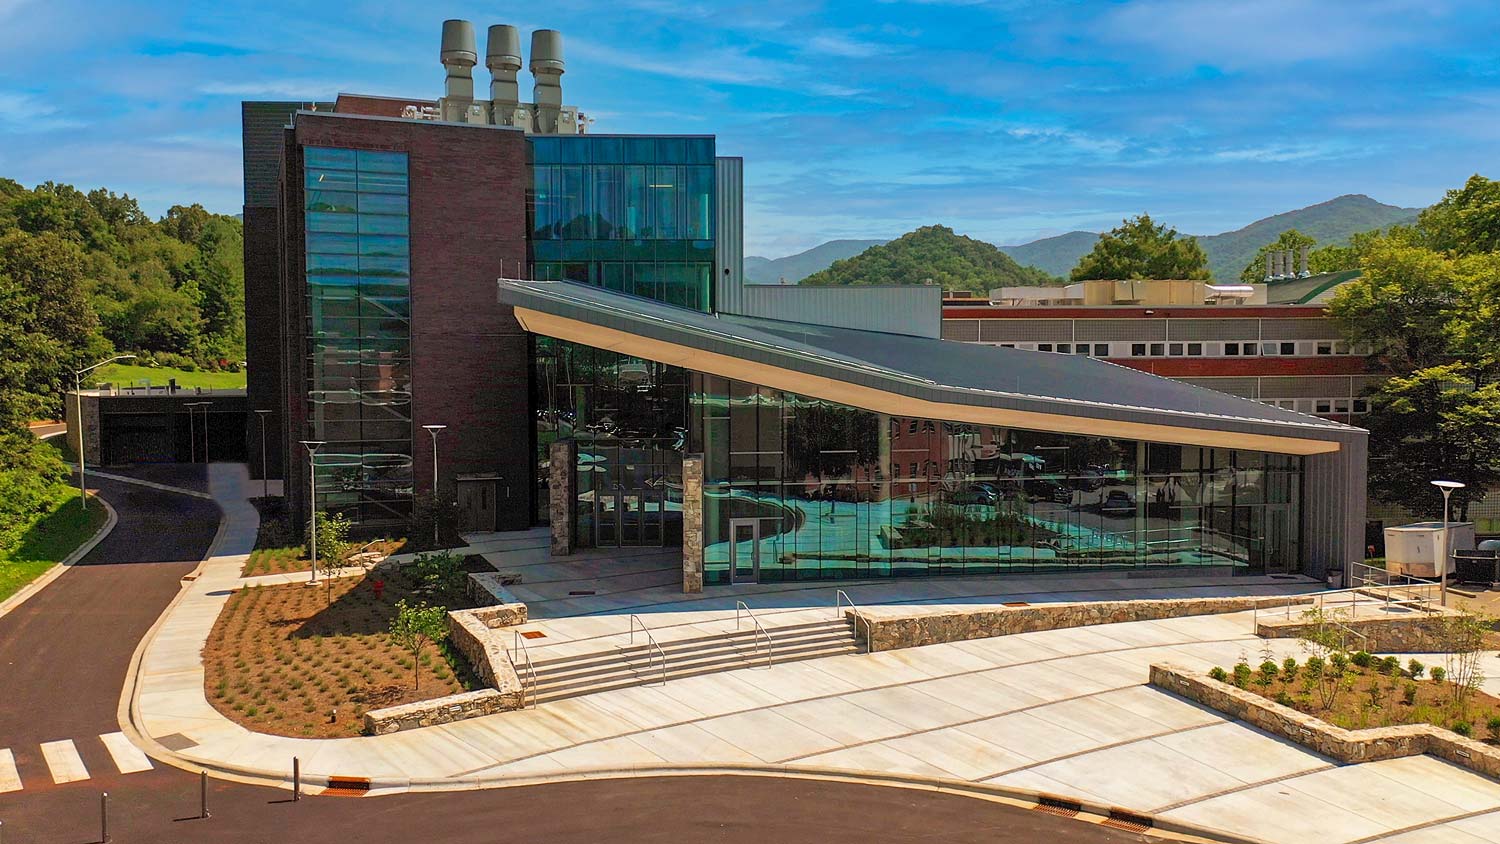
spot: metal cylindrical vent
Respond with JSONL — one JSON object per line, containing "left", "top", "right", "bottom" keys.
{"left": 530, "top": 29, "right": 565, "bottom": 133}
{"left": 441, "top": 19, "right": 478, "bottom": 102}
{"left": 487, "top": 24, "right": 522, "bottom": 121}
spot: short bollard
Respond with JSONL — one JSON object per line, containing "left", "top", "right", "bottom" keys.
{"left": 200, "top": 770, "right": 211, "bottom": 819}
{"left": 100, "top": 792, "right": 109, "bottom": 843}
{"left": 293, "top": 757, "right": 300, "bottom": 802}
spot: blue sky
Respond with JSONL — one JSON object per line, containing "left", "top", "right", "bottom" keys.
{"left": 1, "top": 1, "right": 1497, "bottom": 256}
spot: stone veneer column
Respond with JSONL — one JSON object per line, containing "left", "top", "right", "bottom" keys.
{"left": 682, "top": 454, "right": 704, "bottom": 593}
{"left": 549, "top": 439, "right": 576, "bottom": 555}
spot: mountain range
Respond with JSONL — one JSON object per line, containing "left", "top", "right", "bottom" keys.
{"left": 745, "top": 194, "right": 1421, "bottom": 285}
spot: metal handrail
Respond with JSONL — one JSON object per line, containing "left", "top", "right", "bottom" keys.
{"left": 835, "top": 589, "right": 873, "bottom": 654}
{"left": 735, "top": 601, "right": 773, "bottom": 668}
{"left": 511, "top": 629, "right": 538, "bottom": 708}
{"left": 1252, "top": 567, "right": 1439, "bottom": 633}
{"left": 629, "top": 614, "right": 668, "bottom": 686}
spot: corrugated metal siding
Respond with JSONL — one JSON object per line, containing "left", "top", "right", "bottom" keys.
{"left": 1074, "top": 319, "right": 1166, "bottom": 342}
{"left": 737, "top": 285, "right": 941, "bottom": 338}
{"left": 242, "top": 101, "right": 328, "bottom": 207}
{"left": 1261, "top": 318, "right": 1337, "bottom": 340}
{"left": 1165, "top": 319, "right": 1259, "bottom": 340}
{"left": 976, "top": 319, "right": 1074, "bottom": 343}
{"left": 942, "top": 320, "right": 980, "bottom": 342}
{"left": 714, "top": 157, "right": 744, "bottom": 315}
{"left": 1177, "top": 377, "right": 1259, "bottom": 398}
{"left": 1258, "top": 375, "right": 1357, "bottom": 398}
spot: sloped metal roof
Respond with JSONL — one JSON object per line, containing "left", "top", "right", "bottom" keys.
{"left": 498, "top": 279, "right": 1364, "bottom": 448}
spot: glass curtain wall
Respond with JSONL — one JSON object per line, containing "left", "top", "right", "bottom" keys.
{"left": 533, "top": 338, "right": 688, "bottom": 544}
{"left": 527, "top": 136, "right": 714, "bottom": 311}
{"left": 303, "top": 146, "right": 413, "bottom": 525}
{"left": 690, "top": 374, "right": 1303, "bottom": 584}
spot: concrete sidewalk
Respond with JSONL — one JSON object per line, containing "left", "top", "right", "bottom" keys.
{"left": 122, "top": 469, "right": 1500, "bottom": 843}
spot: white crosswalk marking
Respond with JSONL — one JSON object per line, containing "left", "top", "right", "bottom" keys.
{"left": 99, "top": 732, "right": 153, "bottom": 774}
{"left": 0, "top": 748, "right": 21, "bottom": 792}
{"left": 39, "top": 739, "right": 89, "bottom": 784}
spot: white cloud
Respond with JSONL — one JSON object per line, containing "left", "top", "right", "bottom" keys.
{"left": 198, "top": 79, "right": 351, "bottom": 98}
{"left": 0, "top": 91, "right": 84, "bottom": 131}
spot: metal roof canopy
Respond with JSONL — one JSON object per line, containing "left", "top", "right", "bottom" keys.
{"left": 499, "top": 279, "right": 1366, "bottom": 456}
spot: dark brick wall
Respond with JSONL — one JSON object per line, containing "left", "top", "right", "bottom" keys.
{"left": 242, "top": 205, "right": 283, "bottom": 481}
{"left": 288, "top": 113, "right": 533, "bottom": 531}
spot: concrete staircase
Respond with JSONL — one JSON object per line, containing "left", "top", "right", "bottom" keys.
{"left": 526, "top": 616, "right": 861, "bottom": 705}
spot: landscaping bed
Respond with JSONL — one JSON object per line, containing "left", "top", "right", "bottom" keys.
{"left": 1211, "top": 651, "right": 1500, "bottom": 740}
{"left": 203, "top": 558, "right": 483, "bottom": 738}
{"left": 241, "top": 538, "right": 408, "bottom": 577}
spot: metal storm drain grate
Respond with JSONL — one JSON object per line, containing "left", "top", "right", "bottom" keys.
{"left": 323, "top": 776, "right": 371, "bottom": 797}
{"left": 568, "top": 590, "right": 597, "bottom": 596}
{"left": 521, "top": 630, "right": 547, "bottom": 639}
{"left": 1032, "top": 796, "right": 1081, "bottom": 818}
{"left": 1003, "top": 601, "right": 1030, "bottom": 607}
{"left": 1101, "top": 808, "right": 1154, "bottom": 833}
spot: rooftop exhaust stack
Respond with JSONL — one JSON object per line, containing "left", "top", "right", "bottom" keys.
{"left": 1299, "top": 245, "right": 1311, "bottom": 278}
{"left": 487, "top": 25, "right": 522, "bottom": 126}
{"left": 1264, "top": 253, "right": 1274, "bottom": 282}
{"left": 440, "top": 19, "right": 478, "bottom": 121}
{"left": 530, "top": 29, "right": 565, "bottom": 134}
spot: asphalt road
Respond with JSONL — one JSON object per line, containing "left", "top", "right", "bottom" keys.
{"left": 0, "top": 465, "right": 1161, "bottom": 844}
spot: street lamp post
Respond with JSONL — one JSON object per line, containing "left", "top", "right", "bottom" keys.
{"left": 73, "top": 354, "right": 137, "bottom": 510}
{"left": 302, "top": 441, "right": 324, "bottom": 584}
{"left": 254, "top": 410, "right": 272, "bottom": 499}
{"left": 1432, "top": 480, "right": 1466, "bottom": 607}
{"left": 423, "top": 424, "right": 447, "bottom": 549}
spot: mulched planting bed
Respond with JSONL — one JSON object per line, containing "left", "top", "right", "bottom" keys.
{"left": 204, "top": 564, "right": 481, "bottom": 737}
{"left": 240, "top": 538, "right": 407, "bottom": 577}
{"left": 1218, "top": 655, "right": 1500, "bottom": 740}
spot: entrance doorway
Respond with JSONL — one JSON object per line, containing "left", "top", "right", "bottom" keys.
{"left": 729, "top": 518, "right": 760, "bottom": 583}
{"left": 457, "top": 477, "right": 499, "bottom": 533}
{"left": 594, "top": 490, "right": 665, "bottom": 547}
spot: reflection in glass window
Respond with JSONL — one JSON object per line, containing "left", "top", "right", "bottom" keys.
{"left": 302, "top": 146, "right": 412, "bottom": 526}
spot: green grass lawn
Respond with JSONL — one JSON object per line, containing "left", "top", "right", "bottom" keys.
{"left": 0, "top": 486, "right": 110, "bottom": 603}
{"left": 96, "top": 363, "right": 246, "bottom": 391}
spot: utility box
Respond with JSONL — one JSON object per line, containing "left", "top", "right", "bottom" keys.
{"left": 1384, "top": 521, "right": 1475, "bottom": 578}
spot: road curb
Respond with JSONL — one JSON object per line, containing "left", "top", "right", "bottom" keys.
{"left": 0, "top": 494, "right": 118, "bottom": 621}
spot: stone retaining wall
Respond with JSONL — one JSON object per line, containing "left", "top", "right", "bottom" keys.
{"left": 1255, "top": 608, "right": 1459, "bottom": 653}
{"left": 362, "top": 689, "right": 512, "bottom": 735}
{"left": 465, "top": 572, "right": 528, "bottom": 626}
{"left": 446, "top": 608, "right": 524, "bottom": 702}
{"left": 850, "top": 595, "right": 1315, "bottom": 652}
{"left": 1150, "top": 663, "right": 1500, "bottom": 780}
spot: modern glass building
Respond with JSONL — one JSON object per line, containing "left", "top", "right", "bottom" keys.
{"left": 302, "top": 146, "right": 415, "bottom": 523}
{"left": 528, "top": 135, "right": 715, "bottom": 311}
{"left": 513, "top": 280, "right": 1367, "bottom": 588}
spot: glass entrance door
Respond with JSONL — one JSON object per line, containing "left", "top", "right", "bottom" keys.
{"left": 595, "top": 490, "right": 665, "bottom": 548}
{"left": 729, "top": 518, "right": 759, "bottom": 583}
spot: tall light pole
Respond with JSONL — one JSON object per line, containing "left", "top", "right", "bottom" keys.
{"left": 254, "top": 410, "right": 272, "bottom": 499}
{"left": 73, "top": 354, "right": 137, "bottom": 510}
{"left": 302, "top": 440, "right": 324, "bottom": 584}
{"left": 1432, "top": 479, "right": 1465, "bottom": 607}
{"left": 423, "top": 424, "right": 447, "bottom": 548}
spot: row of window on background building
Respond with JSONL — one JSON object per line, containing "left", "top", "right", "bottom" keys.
{"left": 991, "top": 340, "right": 1367, "bottom": 358}
{"left": 303, "top": 146, "right": 415, "bottom": 526}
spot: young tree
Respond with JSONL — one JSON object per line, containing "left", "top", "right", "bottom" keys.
{"left": 388, "top": 600, "right": 449, "bottom": 690}
{"left": 1069, "top": 214, "right": 1210, "bottom": 281}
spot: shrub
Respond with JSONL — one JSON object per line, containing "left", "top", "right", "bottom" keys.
{"left": 1257, "top": 661, "right": 1280, "bottom": 687}
{"left": 1408, "top": 659, "right": 1425, "bottom": 680}
{"left": 409, "top": 550, "right": 464, "bottom": 592}
{"left": 1304, "top": 656, "right": 1326, "bottom": 679}
{"left": 1208, "top": 666, "right": 1229, "bottom": 683}
{"left": 1232, "top": 663, "right": 1253, "bottom": 688}
{"left": 1281, "top": 657, "right": 1299, "bottom": 683}
{"left": 1453, "top": 721, "right": 1473, "bottom": 738}
{"left": 1487, "top": 717, "right": 1500, "bottom": 741}
{"left": 1380, "top": 656, "right": 1402, "bottom": 676}
{"left": 1331, "top": 653, "right": 1350, "bottom": 674}
{"left": 1402, "top": 683, "right": 1418, "bottom": 705}
{"left": 1274, "top": 691, "right": 1296, "bottom": 708}
{"left": 1432, "top": 667, "right": 1447, "bottom": 683}
{"left": 1351, "top": 651, "right": 1373, "bottom": 668}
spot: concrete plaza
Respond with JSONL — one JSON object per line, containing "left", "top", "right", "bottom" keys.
{"left": 122, "top": 465, "right": 1500, "bottom": 844}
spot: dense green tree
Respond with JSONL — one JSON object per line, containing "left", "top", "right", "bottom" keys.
{"left": 161, "top": 203, "right": 213, "bottom": 245}
{"left": 1069, "top": 214, "right": 1209, "bottom": 281}
{"left": 1239, "top": 229, "right": 1318, "bottom": 283}
{"left": 1327, "top": 240, "right": 1460, "bottom": 373}
{"left": 1416, "top": 174, "right": 1500, "bottom": 257}
{"left": 799, "top": 225, "right": 1056, "bottom": 293}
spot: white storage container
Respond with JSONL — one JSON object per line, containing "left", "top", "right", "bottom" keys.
{"left": 1383, "top": 521, "right": 1476, "bottom": 578}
